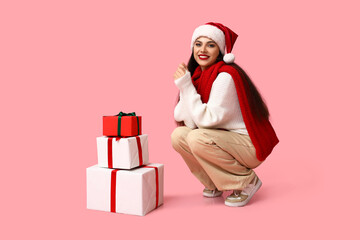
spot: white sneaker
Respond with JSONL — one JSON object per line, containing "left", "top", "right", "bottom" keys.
{"left": 225, "top": 176, "right": 262, "bottom": 207}
{"left": 203, "top": 188, "right": 223, "bottom": 198}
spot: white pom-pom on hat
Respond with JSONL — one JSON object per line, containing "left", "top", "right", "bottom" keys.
{"left": 223, "top": 53, "right": 235, "bottom": 64}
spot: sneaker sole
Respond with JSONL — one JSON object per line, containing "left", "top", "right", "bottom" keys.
{"left": 203, "top": 191, "right": 223, "bottom": 198}
{"left": 225, "top": 179, "right": 262, "bottom": 207}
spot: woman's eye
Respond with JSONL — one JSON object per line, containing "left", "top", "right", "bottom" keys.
{"left": 195, "top": 43, "right": 201, "bottom": 47}
{"left": 208, "top": 44, "right": 215, "bottom": 48}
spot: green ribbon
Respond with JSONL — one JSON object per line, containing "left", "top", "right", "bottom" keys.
{"left": 115, "top": 112, "right": 139, "bottom": 136}
{"left": 116, "top": 111, "right": 136, "bottom": 117}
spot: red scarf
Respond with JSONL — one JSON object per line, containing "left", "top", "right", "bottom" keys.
{"left": 192, "top": 61, "right": 279, "bottom": 161}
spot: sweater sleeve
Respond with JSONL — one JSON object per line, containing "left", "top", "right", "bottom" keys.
{"left": 174, "top": 73, "right": 197, "bottom": 129}
{"left": 174, "top": 71, "right": 240, "bottom": 129}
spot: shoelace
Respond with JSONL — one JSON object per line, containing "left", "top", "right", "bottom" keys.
{"left": 211, "top": 189, "right": 220, "bottom": 196}
{"left": 233, "top": 190, "right": 241, "bottom": 197}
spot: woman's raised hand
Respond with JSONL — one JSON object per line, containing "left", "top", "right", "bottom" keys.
{"left": 173, "top": 63, "right": 188, "bottom": 80}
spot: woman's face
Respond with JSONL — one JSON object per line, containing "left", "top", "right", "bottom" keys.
{"left": 193, "top": 36, "right": 220, "bottom": 70}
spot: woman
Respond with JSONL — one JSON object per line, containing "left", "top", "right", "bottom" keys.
{"left": 171, "top": 22, "right": 279, "bottom": 207}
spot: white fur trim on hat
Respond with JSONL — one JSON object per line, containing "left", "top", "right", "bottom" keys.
{"left": 223, "top": 53, "right": 235, "bottom": 64}
{"left": 191, "top": 25, "right": 225, "bottom": 54}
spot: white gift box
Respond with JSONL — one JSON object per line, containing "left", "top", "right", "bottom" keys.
{"left": 97, "top": 135, "right": 149, "bottom": 169}
{"left": 86, "top": 163, "right": 164, "bottom": 216}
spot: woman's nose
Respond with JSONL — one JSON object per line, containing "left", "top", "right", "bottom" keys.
{"left": 200, "top": 45, "right": 207, "bottom": 52}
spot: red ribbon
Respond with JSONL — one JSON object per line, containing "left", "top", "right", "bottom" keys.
{"left": 107, "top": 136, "right": 143, "bottom": 168}
{"left": 107, "top": 137, "right": 121, "bottom": 168}
{"left": 110, "top": 166, "right": 159, "bottom": 213}
{"left": 135, "top": 136, "right": 143, "bottom": 166}
{"left": 107, "top": 138, "right": 113, "bottom": 168}
{"left": 143, "top": 166, "right": 159, "bottom": 208}
{"left": 110, "top": 169, "right": 120, "bottom": 213}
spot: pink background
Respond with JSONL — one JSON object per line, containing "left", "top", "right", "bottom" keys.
{"left": 1, "top": 0, "right": 359, "bottom": 239}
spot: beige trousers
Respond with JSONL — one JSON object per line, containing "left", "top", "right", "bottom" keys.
{"left": 171, "top": 127, "right": 262, "bottom": 191}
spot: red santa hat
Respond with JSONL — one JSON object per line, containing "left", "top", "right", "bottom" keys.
{"left": 191, "top": 22, "right": 238, "bottom": 64}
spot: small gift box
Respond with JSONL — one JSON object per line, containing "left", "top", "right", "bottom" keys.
{"left": 103, "top": 112, "right": 142, "bottom": 137}
{"left": 97, "top": 135, "right": 149, "bottom": 169}
{"left": 86, "top": 163, "right": 164, "bottom": 216}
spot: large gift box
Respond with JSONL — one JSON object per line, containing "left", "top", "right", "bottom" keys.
{"left": 103, "top": 112, "right": 142, "bottom": 137}
{"left": 86, "top": 163, "right": 164, "bottom": 216}
{"left": 97, "top": 135, "right": 149, "bottom": 169}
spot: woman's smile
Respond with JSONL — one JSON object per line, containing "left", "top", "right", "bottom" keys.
{"left": 193, "top": 36, "right": 220, "bottom": 70}
{"left": 198, "top": 54, "right": 210, "bottom": 60}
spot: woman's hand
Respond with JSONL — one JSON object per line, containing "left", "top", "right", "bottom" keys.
{"left": 173, "top": 63, "right": 188, "bottom": 80}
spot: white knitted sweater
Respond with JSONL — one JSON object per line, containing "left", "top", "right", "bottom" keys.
{"left": 174, "top": 71, "right": 248, "bottom": 135}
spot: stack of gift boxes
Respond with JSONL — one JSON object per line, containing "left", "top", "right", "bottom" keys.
{"left": 86, "top": 112, "right": 164, "bottom": 216}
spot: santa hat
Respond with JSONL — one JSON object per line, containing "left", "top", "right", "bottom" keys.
{"left": 191, "top": 22, "right": 238, "bottom": 64}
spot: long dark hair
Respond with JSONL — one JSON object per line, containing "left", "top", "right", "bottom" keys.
{"left": 175, "top": 52, "right": 270, "bottom": 126}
